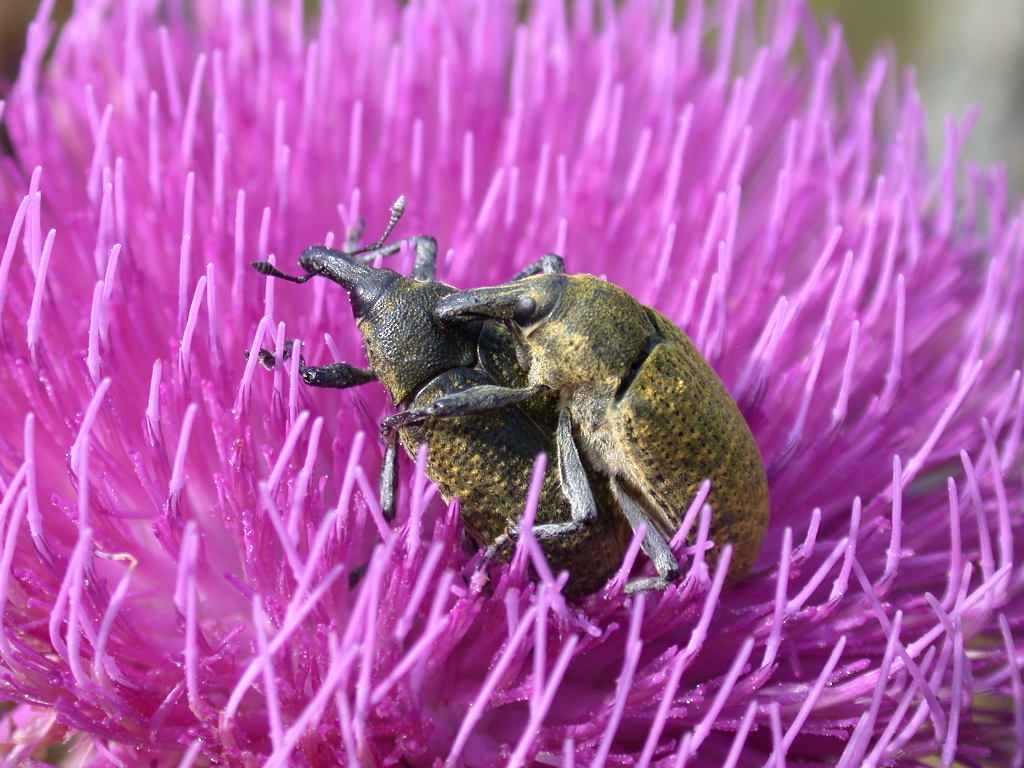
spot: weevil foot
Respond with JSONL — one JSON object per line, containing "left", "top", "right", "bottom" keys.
{"left": 380, "top": 411, "right": 417, "bottom": 440}
{"left": 245, "top": 339, "right": 302, "bottom": 370}
{"left": 381, "top": 384, "right": 549, "bottom": 440}
{"left": 344, "top": 217, "right": 366, "bottom": 251}
{"left": 244, "top": 347, "right": 278, "bottom": 370}
{"left": 484, "top": 529, "right": 517, "bottom": 561}
{"left": 251, "top": 343, "right": 376, "bottom": 390}
{"left": 624, "top": 575, "right": 675, "bottom": 594}
{"left": 347, "top": 562, "right": 368, "bottom": 589}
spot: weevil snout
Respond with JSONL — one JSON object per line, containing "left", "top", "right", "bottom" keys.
{"left": 296, "top": 245, "right": 402, "bottom": 319}
{"left": 435, "top": 273, "right": 566, "bottom": 329}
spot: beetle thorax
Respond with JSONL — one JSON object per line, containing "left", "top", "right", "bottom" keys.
{"left": 359, "top": 280, "right": 479, "bottom": 404}
{"left": 524, "top": 275, "right": 655, "bottom": 394}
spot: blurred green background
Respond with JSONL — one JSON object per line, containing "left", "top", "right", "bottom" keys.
{"left": 1, "top": 0, "right": 1023, "bottom": 182}
{"left": 814, "top": 0, "right": 1024, "bottom": 187}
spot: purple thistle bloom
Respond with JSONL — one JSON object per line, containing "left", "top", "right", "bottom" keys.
{"left": 0, "top": 0, "right": 1022, "bottom": 765}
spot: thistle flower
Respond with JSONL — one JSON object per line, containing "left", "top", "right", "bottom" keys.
{"left": 0, "top": 0, "right": 1022, "bottom": 766}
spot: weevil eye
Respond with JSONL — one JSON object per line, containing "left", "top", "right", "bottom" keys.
{"left": 513, "top": 296, "right": 538, "bottom": 325}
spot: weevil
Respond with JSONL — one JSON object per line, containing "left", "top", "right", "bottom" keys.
{"left": 384, "top": 271, "right": 769, "bottom": 589}
{"left": 250, "top": 199, "right": 632, "bottom": 596}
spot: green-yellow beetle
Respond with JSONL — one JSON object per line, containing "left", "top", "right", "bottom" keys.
{"left": 385, "top": 271, "right": 769, "bottom": 589}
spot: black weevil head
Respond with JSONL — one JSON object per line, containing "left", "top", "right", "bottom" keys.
{"left": 253, "top": 233, "right": 481, "bottom": 405}
{"left": 352, "top": 271, "right": 480, "bottom": 405}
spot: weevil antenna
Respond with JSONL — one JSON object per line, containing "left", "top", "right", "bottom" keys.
{"left": 348, "top": 195, "right": 406, "bottom": 256}
{"left": 250, "top": 261, "right": 317, "bottom": 283}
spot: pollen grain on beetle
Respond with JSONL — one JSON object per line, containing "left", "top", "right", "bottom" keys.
{"left": 0, "top": 1, "right": 1022, "bottom": 767}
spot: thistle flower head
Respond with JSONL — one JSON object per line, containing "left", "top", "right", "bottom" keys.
{"left": 0, "top": 1, "right": 1022, "bottom": 766}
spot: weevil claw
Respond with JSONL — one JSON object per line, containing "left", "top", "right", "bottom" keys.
{"left": 347, "top": 562, "right": 368, "bottom": 589}
{"left": 484, "top": 530, "right": 516, "bottom": 561}
{"left": 245, "top": 339, "right": 303, "bottom": 371}
{"left": 380, "top": 407, "right": 428, "bottom": 440}
{"left": 244, "top": 347, "right": 278, "bottom": 370}
{"left": 624, "top": 575, "right": 674, "bottom": 594}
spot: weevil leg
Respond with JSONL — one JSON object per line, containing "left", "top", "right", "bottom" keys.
{"left": 380, "top": 384, "right": 549, "bottom": 438}
{"left": 245, "top": 338, "right": 304, "bottom": 369}
{"left": 353, "top": 235, "right": 439, "bottom": 282}
{"left": 347, "top": 195, "right": 406, "bottom": 256}
{"left": 340, "top": 195, "right": 437, "bottom": 279}
{"left": 609, "top": 478, "right": 681, "bottom": 593}
{"left": 347, "top": 563, "right": 368, "bottom": 589}
{"left": 344, "top": 214, "right": 367, "bottom": 251}
{"left": 509, "top": 253, "right": 565, "bottom": 280}
{"left": 298, "top": 362, "right": 377, "bottom": 389}
{"left": 247, "top": 342, "right": 378, "bottom": 389}
{"left": 379, "top": 436, "right": 399, "bottom": 521}
{"left": 507, "top": 408, "right": 599, "bottom": 542}
{"left": 492, "top": 409, "right": 599, "bottom": 546}
{"left": 410, "top": 236, "right": 438, "bottom": 282}
{"left": 483, "top": 532, "right": 515, "bottom": 562}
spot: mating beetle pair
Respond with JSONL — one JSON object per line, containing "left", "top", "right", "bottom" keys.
{"left": 253, "top": 198, "right": 769, "bottom": 595}
{"left": 253, "top": 199, "right": 630, "bottom": 596}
